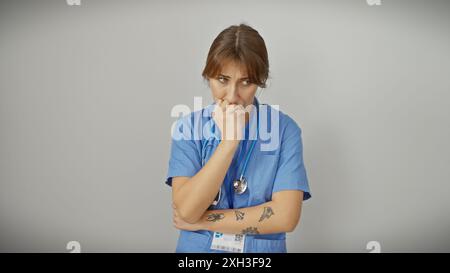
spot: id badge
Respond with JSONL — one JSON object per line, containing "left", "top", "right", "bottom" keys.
{"left": 210, "top": 232, "right": 245, "bottom": 253}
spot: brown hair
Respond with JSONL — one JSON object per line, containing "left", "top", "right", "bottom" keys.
{"left": 202, "top": 24, "right": 269, "bottom": 88}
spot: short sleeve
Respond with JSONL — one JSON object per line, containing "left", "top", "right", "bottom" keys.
{"left": 165, "top": 118, "right": 202, "bottom": 187}
{"left": 272, "top": 119, "right": 311, "bottom": 201}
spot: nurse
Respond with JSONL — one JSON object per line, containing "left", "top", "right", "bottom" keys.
{"left": 165, "top": 23, "right": 311, "bottom": 253}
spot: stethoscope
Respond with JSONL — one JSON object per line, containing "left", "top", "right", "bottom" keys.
{"left": 232, "top": 136, "right": 257, "bottom": 196}
{"left": 202, "top": 99, "right": 260, "bottom": 206}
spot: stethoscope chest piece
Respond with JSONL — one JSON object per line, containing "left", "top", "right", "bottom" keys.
{"left": 233, "top": 177, "right": 248, "bottom": 194}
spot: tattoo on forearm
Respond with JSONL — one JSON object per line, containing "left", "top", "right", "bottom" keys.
{"left": 234, "top": 210, "right": 245, "bottom": 221}
{"left": 242, "top": 227, "right": 259, "bottom": 235}
{"left": 258, "top": 206, "right": 275, "bottom": 222}
{"left": 206, "top": 213, "right": 224, "bottom": 222}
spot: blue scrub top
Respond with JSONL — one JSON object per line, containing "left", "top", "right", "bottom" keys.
{"left": 165, "top": 99, "right": 311, "bottom": 253}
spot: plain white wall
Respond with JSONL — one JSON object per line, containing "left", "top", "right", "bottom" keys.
{"left": 1, "top": 0, "right": 449, "bottom": 252}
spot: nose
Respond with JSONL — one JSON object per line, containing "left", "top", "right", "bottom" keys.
{"left": 225, "top": 83, "right": 239, "bottom": 104}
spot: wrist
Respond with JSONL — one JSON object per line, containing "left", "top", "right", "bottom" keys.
{"left": 199, "top": 215, "right": 212, "bottom": 231}
{"left": 219, "top": 140, "right": 240, "bottom": 150}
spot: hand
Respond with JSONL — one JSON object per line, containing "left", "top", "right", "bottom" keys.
{"left": 212, "top": 98, "right": 247, "bottom": 141}
{"left": 172, "top": 203, "right": 204, "bottom": 231}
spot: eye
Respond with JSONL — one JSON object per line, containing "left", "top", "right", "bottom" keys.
{"left": 242, "top": 79, "right": 250, "bottom": 86}
{"left": 217, "top": 76, "right": 227, "bottom": 84}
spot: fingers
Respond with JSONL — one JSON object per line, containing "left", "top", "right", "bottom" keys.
{"left": 212, "top": 98, "right": 222, "bottom": 118}
{"left": 212, "top": 98, "right": 247, "bottom": 141}
{"left": 214, "top": 97, "right": 244, "bottom": 112}
{"left": 172, "top": 202, "right": 180, "bottom": 229}
{"left": 222, "top": 99, "right": 230, "bottom": 110}
{"left": 172, "top": 203, "right": 179, "bottom": 221}
{"left": 216, "top": 99, "right": 229, "bottom": 113}
{"left": 172, "top": 204, "right": 177, "bottom": 215}
{"left": 219, "top": 99, "right": 239, "bottom": 114}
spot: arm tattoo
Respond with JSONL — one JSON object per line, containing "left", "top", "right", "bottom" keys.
{"left": 206, "top": 213, "right": 224, "bottom": 222}
{"left": 234, "top": 210, "right": 245, "bottom": 221}
{"left": 242, "top": 227, "right": 259, "bottom": 235}
{"left": 258, "top": 206, "right": 275, "bottom": 222}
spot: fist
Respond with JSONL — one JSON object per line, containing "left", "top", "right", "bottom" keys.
{"left": 212, "top": 99, "right": 247, "bottom": 141}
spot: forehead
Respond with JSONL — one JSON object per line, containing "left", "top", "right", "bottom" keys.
{"left": 219, "top": 59, "right": 248, "bottom": 77}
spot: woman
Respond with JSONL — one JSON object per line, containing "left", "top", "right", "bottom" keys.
{"left": 165, "top": 24, "right": 311, "bottom": 253}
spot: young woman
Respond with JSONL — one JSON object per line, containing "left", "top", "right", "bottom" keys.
{"left": 165, "top": 24, "right": 311, "bottom": 253}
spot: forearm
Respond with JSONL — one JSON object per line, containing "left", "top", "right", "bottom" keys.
{"left": 199, "top": 200, "right": 300, "bottom": 235}
{"left": 173, "top": 140, "right": 239, "bottom": 222}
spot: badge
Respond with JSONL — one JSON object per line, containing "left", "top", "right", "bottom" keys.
{"left": 210, "top": 232, "right": 245, "bottom": 253}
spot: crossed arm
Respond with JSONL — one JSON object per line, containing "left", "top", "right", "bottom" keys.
{"left": 173, "top": 188, "right": 303, "bottom": 235}
{"left": 171, "top": 140, "right": 304, "bottom": 235}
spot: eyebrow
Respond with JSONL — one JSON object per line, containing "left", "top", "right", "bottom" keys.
{"left": 218, "top": 74, "right": 249, "bottom": 80}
